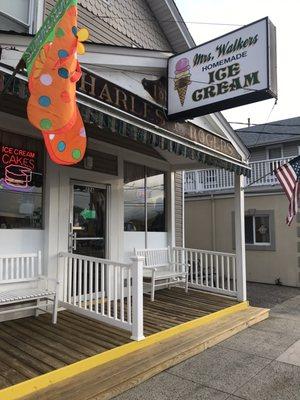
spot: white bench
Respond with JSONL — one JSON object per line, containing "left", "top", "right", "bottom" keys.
{"left": 0, "top": 251, "right": 59, "bottom": 323}
{"left": 135, "top": 247, "right": 189, "bottom": 301}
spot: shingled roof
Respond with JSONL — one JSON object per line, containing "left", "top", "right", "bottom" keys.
{"left": 236, "top": 116, "right": 300, "bottom": 148}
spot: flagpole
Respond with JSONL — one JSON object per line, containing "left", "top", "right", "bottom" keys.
{"left": 243, "top": 170, "right": 274, "bottom": 190}
{"left": 0, "top": 58, "right": 26, "bottom": 97}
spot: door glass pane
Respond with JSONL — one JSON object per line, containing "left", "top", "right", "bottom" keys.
{"left": 124, "top": 162, "right": 145, "bottom": 231}
{"left": 255, "top": 216, "right": 270, "bottom": 243}
{"left": 245, "top": 216, "right": 254, "bottom": 244}
{"left": 72, "top": 185, "right": 106, "bottom": 258}
{"left": 147, "top": 170, "right": 166, "bottom": 232}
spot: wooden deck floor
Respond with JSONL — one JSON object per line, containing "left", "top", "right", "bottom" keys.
{"left": 0, "top": 288, "right": 238, "bottom": 390}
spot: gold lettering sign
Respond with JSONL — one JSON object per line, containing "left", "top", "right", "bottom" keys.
{"left": 77, "top": 68, "right": 241, "bottom": 160}
{"left": 0, "top": 70, "right": 241, "bottom": 161}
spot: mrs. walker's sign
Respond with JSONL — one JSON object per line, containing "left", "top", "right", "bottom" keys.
{"left": 167, "top": 17, "right": 277, "bottom": 120}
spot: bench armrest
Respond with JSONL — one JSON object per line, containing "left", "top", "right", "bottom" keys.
{"left": 38, "top": 276, "right": 60, "bottom": 290}
{"left": 170, "top": 262, "right": 191, "bottom": 267}
{"left": 143, "top": 266, "right": 158, "bottom": 272}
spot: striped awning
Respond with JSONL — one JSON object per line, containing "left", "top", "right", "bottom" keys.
{"left": 79, "top": 104, "right": 251, "bottom": 177}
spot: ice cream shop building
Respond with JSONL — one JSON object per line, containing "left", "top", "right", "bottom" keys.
{"left": 0, "top": 1, "right": 271, "bottom": 398}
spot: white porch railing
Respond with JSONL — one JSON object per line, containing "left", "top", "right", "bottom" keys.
{"left": 173, "top": 247, "right": 237, "bottom": 298}
{"left": 59, "top": 253, "right": 144, "bottom": 341}
{"left": 185, "top": 157, "right": 292, "bottom": 194}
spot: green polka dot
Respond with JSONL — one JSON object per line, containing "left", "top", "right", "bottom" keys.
{"left": 40, "top": 119, "right": 52, "bottom": 130}
{"left": 72, "top": 149, "right": 81, "bottom": 160}
{"left": 56, "top": 27, "right": 65, "bottom": 38}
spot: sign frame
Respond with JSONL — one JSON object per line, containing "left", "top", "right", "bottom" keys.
{"left": 167, "top": 17, "right": 277, "bottom": 121}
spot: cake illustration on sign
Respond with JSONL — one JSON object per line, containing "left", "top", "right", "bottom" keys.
{"left": 174, "top": 58, "right": 191, "bottom": 106}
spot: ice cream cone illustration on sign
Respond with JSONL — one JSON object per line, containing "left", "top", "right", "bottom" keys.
{"left": 174, "top": 58, "right": 191, "bottom": 106}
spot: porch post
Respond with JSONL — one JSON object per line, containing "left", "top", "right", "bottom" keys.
{"left": 234, "top": 173, "right": 247, "bottom": 301}
{"left": 130, "top": 256, "right": 145, "bottom": 341}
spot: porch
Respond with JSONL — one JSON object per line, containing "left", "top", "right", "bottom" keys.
{"left": 0, "top": 287, "right": 239, "bottom": 390}
{"left": 185, "top": 156, "right": 291, "bottom": 194}
{"left": 0, "top": 243, "right": 268, "bottom": 400}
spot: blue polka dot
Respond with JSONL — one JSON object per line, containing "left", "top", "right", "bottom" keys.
{"left": 38, "top": 96, "right": 51, "bottom": 107}
{"left": 58, "top": 68, "right": 69, "bottom": 79}
{"left": 57, "top": 141, "right": 66, "bottom": 152}
{"left": 72, "top": 26, "right": 78, "bottom": 36}
{"left": 58, "top": 49, "right": 69, "bottom": 59}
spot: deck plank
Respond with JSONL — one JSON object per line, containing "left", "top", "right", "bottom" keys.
{"left": 0, "top": 288, "right": 239, "bottom": 392}
{"left": 5, "top": 320, "right": 83, "bottom": 363}
{"left": 0, "top": 327, "right": 65, "bottom": 370}
{"left": 22, "top": 306, "right": 267, "bottom": 400}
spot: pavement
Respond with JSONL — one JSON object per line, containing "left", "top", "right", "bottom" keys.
{"left": 114, "top": 283, "right": 300, "bottom": 400}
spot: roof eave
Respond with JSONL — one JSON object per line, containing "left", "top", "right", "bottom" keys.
{"left": 146, "top": 0, "right": 195, "bottom": 53}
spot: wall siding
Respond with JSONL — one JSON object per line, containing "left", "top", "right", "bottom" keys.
{"left": 249, "top": 147, "right": 266, "bottom": 162}
{"left": 283, "top": 143, "right": 299, "bottom": 157}
{"left": 44, "top": 0, "right": 172, "bottom": 51}
{"left": 185, "top": 194, "right": 299, "bottom": 287}
{"left": 175, "top": 171, "right": 183, "bottom": 247}
{"left": 250, "top": 142, "right": 300, "bottom": 161}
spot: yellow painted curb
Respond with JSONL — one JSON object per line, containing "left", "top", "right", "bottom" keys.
{"left": 0, "top": 300, "right": 249, "bottom": 400}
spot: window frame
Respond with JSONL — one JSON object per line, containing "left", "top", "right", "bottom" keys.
{"left": 266, "top": 145, "right": 283, "bottom": 160}
{"left": 232, "top": 210, "right": 275, "bottom": 251}
{"left": 0, "top": 0, "right": 31, "bottom": 30}
{"left": 245, "top": 215, "right": 271, "bottom": 246}
{"left": 123, "top": 162, "right": 167, "bottom": 233}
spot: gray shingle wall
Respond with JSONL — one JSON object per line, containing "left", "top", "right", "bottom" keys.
{"left": 249, "top": 142, "right": 300, "bottom": 162}
{"left": 283, "top": 143, "right": 299, "bottom": 158}
{"left": 44, "top": 0, "right": 172, "bottom": 50}
{"left": 249, "top": 148, "right": 266, "bottom": 162}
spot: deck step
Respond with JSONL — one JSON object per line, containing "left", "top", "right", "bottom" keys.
{"left": 23, "top": 305, "right": 269, "bottom": 400}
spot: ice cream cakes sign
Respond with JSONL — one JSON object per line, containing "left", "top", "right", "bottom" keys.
{"left": 167, "top": 17, "right": 277, "bottom": 120}
{"left": 0, "top": 146, "right": 36, "bottom": 191}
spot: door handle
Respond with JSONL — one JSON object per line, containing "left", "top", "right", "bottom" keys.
{"left": 72, "top": 232, "right": 77, "bottom": 251}
{"left": 68, "top": 230, "right": 77, "bottom": 252}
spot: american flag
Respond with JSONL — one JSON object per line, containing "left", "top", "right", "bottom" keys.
{"left": 275, "top": 156, "right": 300, "bottom": 226}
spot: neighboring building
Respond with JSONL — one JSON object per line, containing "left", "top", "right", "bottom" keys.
{"left": 185, "top": 116, "right": 300, "bottom": 287}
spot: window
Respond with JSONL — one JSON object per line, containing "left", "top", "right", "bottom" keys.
{"left": 0, "top": 0, "right": 34, "bottom": 33}
{"left": 232, "top": 210, "right": 275, "bottom": 251}
{"left": 124, "top": 162, "right": 166, "bottom": 232}
{"left": 146, "top": 169, "right": 165, "bottom": 232}
{"left": 245, "top": 215, "right": 270, "bottom": 245}
{"left": 0, "top": 132, "right": 44, "bottom": 229}
{"left": 124, "top": 163, "right": 146, "bottom": 231}
{"left": 267, "top": 146, "right": 282, "bottom": 160}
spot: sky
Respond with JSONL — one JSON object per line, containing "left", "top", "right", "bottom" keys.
{"left": 175, "top": 0, "right": 299, "bottom": 129}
